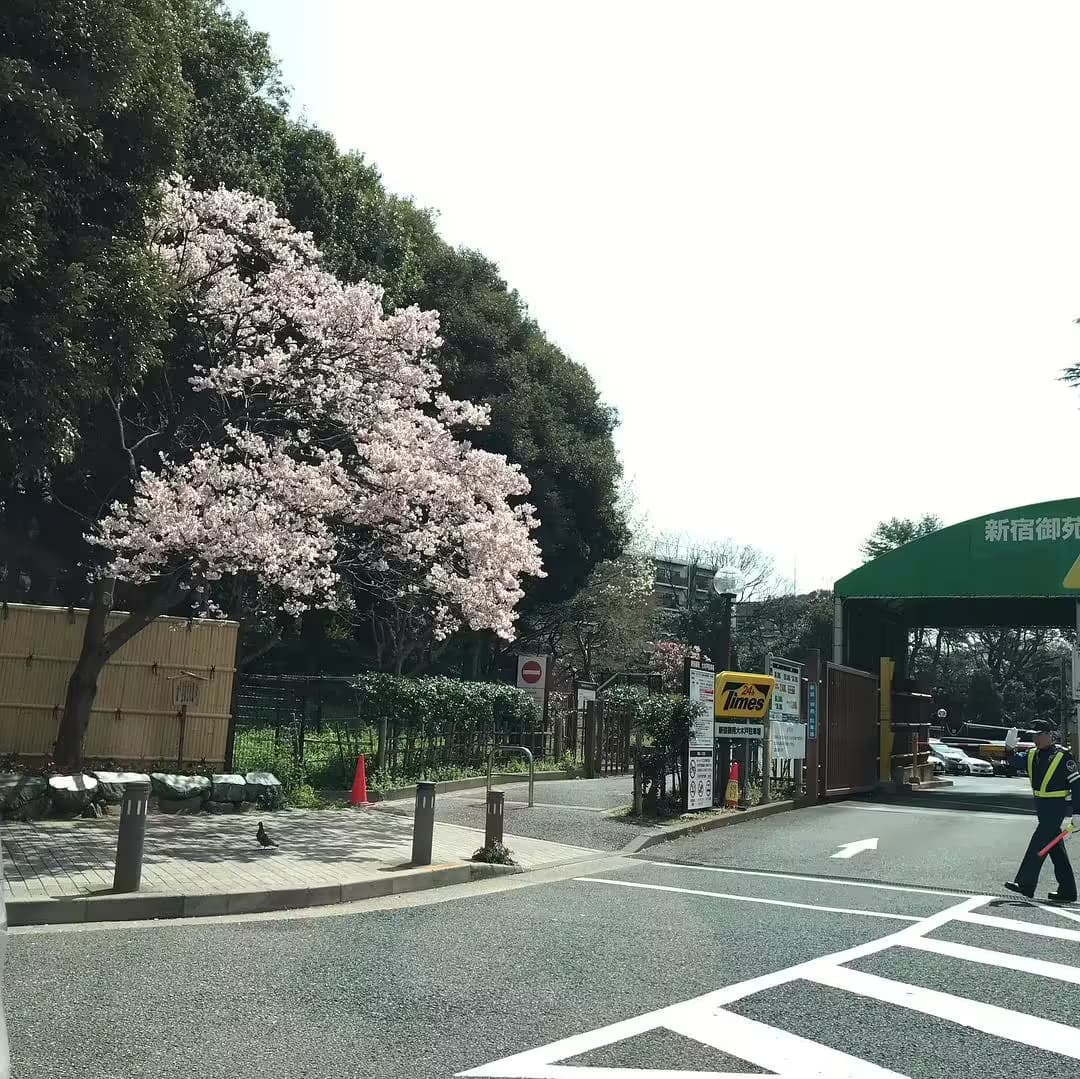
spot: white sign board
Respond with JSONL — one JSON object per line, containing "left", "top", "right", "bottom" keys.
{"left": 686, "top": 660, "right": 715, "bottom": 812}
{"left": 576, "top": 684, "right": 597, "bottom": 712}
{"left": 687, "top": 748, "right": 713, "bottom": 810}
{"left": 770, "top": 720, "right": 806, "bottom": 760}
{"left": 690, "top": 705, "right": 713, "bottom": 749}
{"left": 769, "top": 657, "right": 802, "bottom": 723}
{"left": 516, "top": 654, "right": 548, "bottom": 709}
{"left": 688, "top": 664, "right": 715, "bottom": 718}
{"left": 714, "top": 721, "right": 764, "bottom": 739}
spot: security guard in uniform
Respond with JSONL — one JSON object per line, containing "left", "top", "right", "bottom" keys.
{"left": 1003, "top": 719, "right": 1080, "bottom": 903}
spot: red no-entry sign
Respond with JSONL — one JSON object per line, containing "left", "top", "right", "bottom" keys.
{"left": 520, "top": 660, "right": 543, "bottom": 684}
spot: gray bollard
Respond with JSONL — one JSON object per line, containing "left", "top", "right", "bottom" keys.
{"left": 411, "top": 781, "right": 436, "bottom": 866}
{"left": 485, "top": 789, "right": 504, "bottom": 848}
{"left": 113, "top": 780, "right": 150, "bottom": 893}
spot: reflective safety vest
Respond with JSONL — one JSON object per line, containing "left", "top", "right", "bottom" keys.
{"left": 1028, "top": 749, "right": 1069, "bottom": 798}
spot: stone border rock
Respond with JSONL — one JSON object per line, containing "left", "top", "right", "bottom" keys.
{"left": 0, "top": 769, "right": 288, "bottom": 821}
{"left": 7, "top": 860, "right": 521, "bottom": 927}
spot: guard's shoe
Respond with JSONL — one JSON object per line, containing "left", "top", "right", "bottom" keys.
{"left": 1004, "top": 881, "right": 1034, "bottom": 898}
{"left": 1048, "top": 890, "right": 1077, "bottom": 904}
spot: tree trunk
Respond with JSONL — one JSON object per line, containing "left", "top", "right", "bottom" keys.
{"left": 53, "top": 577, "right": 186, "bottom": 771}
{"left": 53, "top": 579, "right": 113, "bottom": 770}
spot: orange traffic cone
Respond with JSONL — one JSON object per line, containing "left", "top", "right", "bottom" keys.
{"left": 724, "top": 761, "right": 740, "bottom": 809}
{"left": 350, "top": 753, "right": 369, "bottom": 806}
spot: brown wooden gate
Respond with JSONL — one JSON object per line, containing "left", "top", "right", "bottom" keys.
{"left": 583, "top": 699, "right": 633, "bottom": 776}
{"left": 822, "top": 662, "right": 879, "bottom": 796}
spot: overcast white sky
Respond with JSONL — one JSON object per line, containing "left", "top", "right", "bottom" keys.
{"left": 234, "top": 0, "right": 1080, "bottom": 590}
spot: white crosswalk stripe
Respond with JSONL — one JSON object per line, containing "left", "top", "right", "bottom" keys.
{"left": 458, "top": 887, "right": 1080, "bottom": 1079}
{"left": 903, "top": 933, "right": 1080, "bottom": 984}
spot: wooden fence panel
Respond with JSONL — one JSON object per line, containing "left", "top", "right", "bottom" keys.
{"left": 0, "top": 603, "right": 237, "bottom": 767}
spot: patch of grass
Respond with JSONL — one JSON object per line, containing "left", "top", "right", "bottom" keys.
{"left": 367, "top": 756, "right": 577, "bottom": 793}
{"left": 234, "top": 724, "right": 582, "bottom": 796}
{"left": 289, "top": 783, "right": 320, "bottom": 808}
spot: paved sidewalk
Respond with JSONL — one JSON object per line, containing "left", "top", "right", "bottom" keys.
{"left": 1, "top": 807, "right": 599, "bottom": 925}
{"left": 377, "top": 774, "right": 660, "bottom": 851}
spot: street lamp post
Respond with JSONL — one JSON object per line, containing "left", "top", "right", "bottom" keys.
{"left": 712, "top": 567, "right": 743, "bottom": 808}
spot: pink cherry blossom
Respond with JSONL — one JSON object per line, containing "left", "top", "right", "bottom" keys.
{"left": 92, "top": 178, "right": 543, "bottom": 636}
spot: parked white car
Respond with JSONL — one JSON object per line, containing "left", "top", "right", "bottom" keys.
{"left": 959, "top": 754, "right": 994, "bottom": 777}
{"left": 929, "top": 742, "right": 994, "bottom": 777}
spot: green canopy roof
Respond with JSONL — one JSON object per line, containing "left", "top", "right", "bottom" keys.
{"left": 833, "top": 499, "right": 1080, "bottom": 633}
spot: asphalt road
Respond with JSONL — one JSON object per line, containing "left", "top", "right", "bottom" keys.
{"left": 376, "top": 774, "right": 652, "bottom": 852}
{"left": 646, "top": 776, "right": 1050, "bottom": 897}
{"left": 7, "top": 782, "right": 1080, "bottom": 1079}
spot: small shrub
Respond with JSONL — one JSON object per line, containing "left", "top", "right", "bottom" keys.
{"left": 555, "top": 751, "right": 582, "bottom": 778}
{"left": 472, "top": 841, "right": 516, "bottom": 865}
{"left": 289, "top": 783, "right": 319, "bottom": 808}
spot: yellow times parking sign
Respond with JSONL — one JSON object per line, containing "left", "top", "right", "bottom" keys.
{"left": 713, "top": 671, "right": 776, "bottom": 720}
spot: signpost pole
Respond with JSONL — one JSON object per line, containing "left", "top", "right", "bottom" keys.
{"left": 717, "top": 593, "right": 735, "bottom": 810}
{"left": 634, "top": 720, "right": 644, "bottom": 816}
{"left": 800, "top": 649, "right": 822, "bottom": 806}
{"left": 762, "top": 653, "right": 774, "bottom": 805}
{"left": 739, "top": 739, "right": 751, "bottom": 809}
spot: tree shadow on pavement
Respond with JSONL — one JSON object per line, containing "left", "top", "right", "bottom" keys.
{"left": 2, "top": 809, "right": 424, "bottom": 880}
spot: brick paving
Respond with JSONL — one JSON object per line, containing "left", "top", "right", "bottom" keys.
{"left": 1, "top": 808, "right": 598, "bottom": 901}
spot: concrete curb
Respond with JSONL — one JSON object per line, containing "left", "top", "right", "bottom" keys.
{"left": 7, "top": 860, "right": 521, "bottom": 927}
{"left": 620, "top": 799, "right": 796, "bottom": 854}
{"left": 324, "top": 771, "right": 573, "bottom": 805}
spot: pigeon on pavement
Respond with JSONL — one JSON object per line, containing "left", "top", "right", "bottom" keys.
{"left": 256, "top": 821, "right": 277, "bottom": 848}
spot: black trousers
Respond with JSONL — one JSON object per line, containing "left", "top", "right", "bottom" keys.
{"left": 1015, "top": 802, "right": 1076, "bottom": 898}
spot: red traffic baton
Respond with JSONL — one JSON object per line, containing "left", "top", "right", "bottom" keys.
{"left": 1038, "top": 828, "right": 1073, "bottom": 858}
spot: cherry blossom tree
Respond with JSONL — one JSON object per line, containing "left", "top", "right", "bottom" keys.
{"left": 54, "top": 179, "right": 543, "bottom": 767}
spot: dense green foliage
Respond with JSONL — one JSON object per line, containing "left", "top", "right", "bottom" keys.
{"left": 860, "top": 514, "right": 942, "bottom": 561}
{"left": 736, "top": 590, "right": 835, "bottom": 672}
{"left": 0, "top": 0, "right": 188, "bottom": 481}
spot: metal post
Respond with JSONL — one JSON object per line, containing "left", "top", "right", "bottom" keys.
{"left": 485, "top": 789, "right": 504, "bottom": 848}
{"left": 761, "top": 740, "right": 771, "bottom": 804}
{"left": 583, "top": 699, "right": 597, "bottom": 779}
{"left": 411, "top": 781, "right": 436, "bottom": 866}
{"left": 486, "top": 745, "right": 534, "bottom": 807}
{"left": 739, "top": 739, "right": 751, "bottom": 809}
{"left": 800, "top": 649, "right": 822, "bottom": 806}
{"left": 633, "top": 721, "right": 643, "bottom": 816}
{"left": 719, "top": 594, "right": 734, "bottom": 671}
{"left": 113, "top": 781, "right": 150, "bottom": 893}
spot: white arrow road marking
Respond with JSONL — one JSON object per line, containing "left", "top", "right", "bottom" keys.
{"left": 831, "top": 838, "right": 879, "bottom": 859}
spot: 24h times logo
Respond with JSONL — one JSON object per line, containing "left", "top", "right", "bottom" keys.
{"left": 719, "top": 681, "right": 768, "bottom": 714}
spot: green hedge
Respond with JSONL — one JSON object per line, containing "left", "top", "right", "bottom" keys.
{"left": 233, "top": 673, "right": 544, "bottom": 790}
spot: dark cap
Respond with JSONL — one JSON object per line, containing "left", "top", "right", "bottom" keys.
{"left": 1030, "top": 719, "right": 1056, "bottom": 734}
